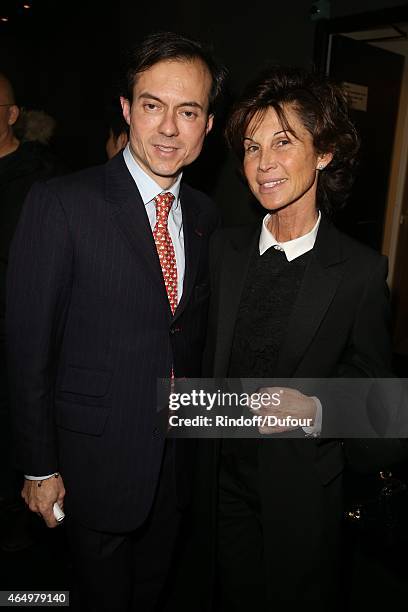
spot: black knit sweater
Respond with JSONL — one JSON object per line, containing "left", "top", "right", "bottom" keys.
{"left": 229, "top": 245, "right": 311, "bottom": 378}
{"left": 222, "top": 244, "right": 312, "bottom": 466}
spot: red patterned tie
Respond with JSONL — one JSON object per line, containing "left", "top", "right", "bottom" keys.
{"left": 153, "top": 192, "right": 178, "bottom": 314}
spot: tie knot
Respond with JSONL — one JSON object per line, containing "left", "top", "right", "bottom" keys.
{"left": 154, "top": 192, "right": 175, "bottom": 222}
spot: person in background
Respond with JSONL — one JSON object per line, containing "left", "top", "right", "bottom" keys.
{"left": 105, "top": 99, "right": 129, "bottom": 159}
{"left": 14, "top": 108, "right": 57, "bottom": 146}
{"left": 6, "top": 32, "right": 225, "bottom": 612}
{"left": 0, "top": 74, "right": 65, "bottom": 553}
{"left": 202, "top": 65, "right": 393, "bottom": 611}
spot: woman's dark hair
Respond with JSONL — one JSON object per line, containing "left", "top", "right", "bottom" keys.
{"left": 225, "top": 65, "right": 360, "bottom": 212}
{"left": 121, "top": 31, "right": 227, "bottom": 116}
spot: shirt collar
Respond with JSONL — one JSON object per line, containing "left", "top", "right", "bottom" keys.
{"left": 123, "top": 144, "right": 182, "bottom": 207}
{"left": 259, "top": 210, "right": 321, "bottom": 262}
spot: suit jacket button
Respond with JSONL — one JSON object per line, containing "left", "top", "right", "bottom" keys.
{"left": 170, "top": 327, "right": 181, "bottom": 335}
{"left": 153, "top": 427, "right": 160, "bottom": 438}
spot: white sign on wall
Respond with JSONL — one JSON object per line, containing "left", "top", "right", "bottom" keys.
{"left": 342, "top": 82, "right": 368, "bottom": 112}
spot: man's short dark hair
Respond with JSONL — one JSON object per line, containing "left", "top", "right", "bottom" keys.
{"left": 121, "top": 31, "right": 227, "bottom": 116}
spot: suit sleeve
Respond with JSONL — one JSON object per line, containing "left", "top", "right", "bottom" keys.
{"left": 202, "top": 228, "right": 224, "bottom": 377}
{"left": 321, "top": 255, "right": 408, "bottom": 470}
{"left": 320, "top": 255, "right": 391, "bottom": 436}
{"left": 6, "top": 180, "right": 73, "bottom": 475}
{"left": 336, "top": 254, "right": 392, "bottom": 378}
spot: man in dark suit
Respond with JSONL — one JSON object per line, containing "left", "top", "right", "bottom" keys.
{"left": 6, "top": 32, "right": 225, "bottom": 611}
{"left": 0, "top": 73, "right": 66, "bottom": 552}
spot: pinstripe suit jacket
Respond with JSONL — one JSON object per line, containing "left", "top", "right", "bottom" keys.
{"left": 6, "top": 153, "right": 219, "bottom": 532}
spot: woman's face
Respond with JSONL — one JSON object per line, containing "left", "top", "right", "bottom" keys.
{"left": 243, "top": 104, "right": 332, "bottom": 214}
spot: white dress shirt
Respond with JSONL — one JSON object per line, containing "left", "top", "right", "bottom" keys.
{"left": 259, "top": 210, "right": 321, "bottom": 260}
{"left": 123, "top": 144, "right": 185, "bottom": 301}
{"left": 258, "top": 211, "right": 323, "bottom": 436}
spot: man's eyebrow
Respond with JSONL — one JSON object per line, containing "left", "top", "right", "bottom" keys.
{"left": 138, "top": 93, "right": 204, "bottom": 110}
{"left": 180, "top": 101, "right": 204, "bottom": 110}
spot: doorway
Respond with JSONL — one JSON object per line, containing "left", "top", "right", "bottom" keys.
{"left": 314, "top": 5, "right": 408, "bottom": 375}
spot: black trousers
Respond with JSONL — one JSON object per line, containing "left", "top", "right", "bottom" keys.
{"left": 217, "top": 441, "right": 344, "bottom": 612}
{"left": 216, "top": 442, "right": 268, "bottom": 612}
{"left": 66, "top": 440, "right": 181, "bottom": 612}
{"left": 0, "top": 342, "right": 22, "bottom": 500}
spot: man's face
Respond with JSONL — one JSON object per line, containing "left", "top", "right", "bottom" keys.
{"left": 0, "top": 77, "right": 19, "bottom": 154}
{"left": 121, "top": 58, "right": 214, "bottom": 189}
{"left": 0, "top": 103, "right": 10, "bottom": 142}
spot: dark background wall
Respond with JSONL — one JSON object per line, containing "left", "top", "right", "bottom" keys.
{"left": 1, "top": 0, "right": 406, "bottom": 223}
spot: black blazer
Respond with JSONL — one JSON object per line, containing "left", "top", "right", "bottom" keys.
{"left": 204, "top": 213, "right": 394, "bottom": 470}
{"left": 204, "top": 214, "right": 393, "bottom": 464}
{"left": 192, "top": 214, "right": 394, "bottom": 604}
{"left": 6, "top": 153, "right": 219, "bottom": 532}
{"left": 205, "top": 215, "right": 391, "bottom": 379}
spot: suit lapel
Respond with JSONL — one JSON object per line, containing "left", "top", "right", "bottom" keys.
{"left": 214, "top": 225, "right": 260, "bottom": 376}
{"left": 105, "top": 155, "right": 173, "bottom": 304}
{"left": 105, "top": 156, "right": 211, "bottom": 319}
{"left": 274, "top": 217, "right": 349, "bottom": 376}
{"left": 173, "top": 184, "right": 203, "bottom": 321}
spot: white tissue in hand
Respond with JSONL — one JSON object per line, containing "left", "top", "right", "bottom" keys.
{"left": 53, "top": 502, "right": 65, "bottom": 522}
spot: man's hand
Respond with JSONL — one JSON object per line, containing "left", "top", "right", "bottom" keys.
{"left": 22, "top": 475, "right": 66, "bottom": 528}
{"left": 249, "top": 387, "right": 317, "bottom": 434}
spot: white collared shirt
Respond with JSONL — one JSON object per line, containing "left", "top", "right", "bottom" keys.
{"left": 259, "top": 211, "right": 321, "bottom": 260}
{"left": 123, "top": 144, "right": 185, "bottom": 301}
{"left": 258, "top": 210, "right": 322, "bottom": 437}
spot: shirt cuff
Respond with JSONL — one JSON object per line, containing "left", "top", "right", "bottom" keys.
{"left": 24, "top": 473, "right": 57, "bottom": 480}
{"left": 302, "top": 397, "right": 322, "bottom": 437}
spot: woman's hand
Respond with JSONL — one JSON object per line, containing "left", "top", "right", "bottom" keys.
{"left": 249, "top": 387, "right": 317, "bottom": 434}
